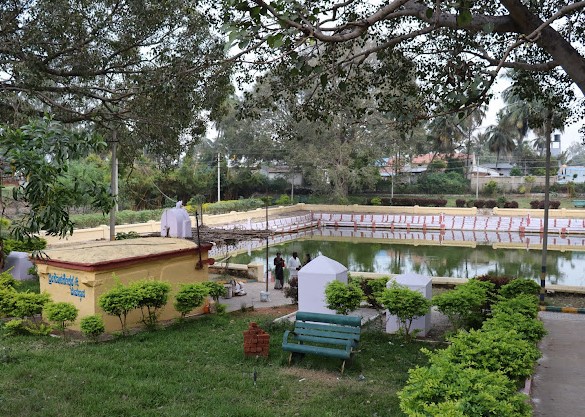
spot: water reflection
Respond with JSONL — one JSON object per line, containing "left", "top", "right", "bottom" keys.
{"left": 213, "top": 227, "right": 585, "bottom": 287}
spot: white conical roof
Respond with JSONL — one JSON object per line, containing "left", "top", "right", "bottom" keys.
{"left": 300, "top": 254, "right": 347, "bottom": 275}
{"left": 391, "top": 271, "right": 432, "bottom": 286}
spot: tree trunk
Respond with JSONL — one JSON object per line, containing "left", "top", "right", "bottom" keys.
{"left": 500, "top": 0, "right": 585, "bottom": 96}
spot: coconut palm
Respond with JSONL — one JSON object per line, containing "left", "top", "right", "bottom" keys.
{"left": 486, "top": 121, "right": 516, "bottom": 168}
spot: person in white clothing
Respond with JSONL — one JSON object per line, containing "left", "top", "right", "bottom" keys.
{"left": 287, "top": 252, "right": 302, "bottom": 283}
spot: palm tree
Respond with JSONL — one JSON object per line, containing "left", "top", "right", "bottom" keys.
{"left": 427, "top": 114, "right": 464, "bottom": 155}
{"left": 486, "top": 122, "right": 516, "bottom": 168}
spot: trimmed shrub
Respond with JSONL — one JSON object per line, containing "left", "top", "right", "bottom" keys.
{"left": 2, "top": 291, "right": 52, "bottom": 335}
{"left": 504, "top": 200, "right": 519, "bottom": 208}
{"left": 491, "top": 294, "right": 539, "bottom": 319}
{"left": 483, "top": 311, "right": 546, "bottom": 344}
{"left": 379, "top": 283, "right": 431, "bottom": 338}
{"left": 0, "top": 270, "right": 17, "bottom": 290}
{"left": 45, "top": 302, "right": 79, "bottom": 336}
{"left": 3, "top": 237, "right": 47, "bottom": 254}
{"left": 391, "top": 197, "right": 448, "bottom": 207}
{"left": 485, "top": 199, "right": 497, "bottom": 208}
{"left": 130, "top": 280, "right": 172, "bottom": 327}
{"left": 370, "top": 197, "right": 382, "bottom": 206}
{"left": 432, "top": 279, "right": 493, "bottom": 330}
{"left": 98, "top": 284, "right": 139, "bottom": 335}
{"left": 530, "top": 200, "right": 561, "bottom": 209}
{"left": 0, "top": 287, "right": 17, "bottom": 317}
{"left": 439, "top": 328, "right": 541, "bottom": 381}
{"left": 201, "top": 281, "right": 227, "bottom": 304}
{"left": 324, "top": 280, "right": 364, "bottom": 315}
{"left": 473, "top": 199, "right": 485, "bottom": 208}
{"left": 80, "top": 315, "right": 106, "bottom": 341}
{"left": 174, "top": 283, "right": 209, "bottom": 317}
{"left": 499, "top": 278, "right": 541, "bottom": 299}
{"left": 10, "top": 291, "right": 51, "bottom": 319}
{"left": 455, "top": 198, "right": 466, "bottom": 207}
{"left": 399, "top": 356, "right": 531, "bottom": 417}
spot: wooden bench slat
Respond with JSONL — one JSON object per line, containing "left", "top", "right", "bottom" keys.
{"left": 295, "top": 311, "right": 361, "bottom": 327}
{"left": 293, "top": 327, "right": 360, "bottom": 342}
{"left": 290, "top": 334, "right": 354, "bottom": 347}
{"left": 295, "top": 322, "right": 361, "bottom": 336}
{"left": 282, "top": 341, "right": 351, "bottom": 359}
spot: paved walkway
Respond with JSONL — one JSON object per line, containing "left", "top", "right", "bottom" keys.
{"left": 532, "top": 311, "right": 585, "bottom": 417}
{"left": 220, "top": 280, "right": 293, "bottom": 312}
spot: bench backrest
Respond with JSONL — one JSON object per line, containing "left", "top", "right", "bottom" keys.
{"left": 294, "top": 311, "right": 361, "bottom": 345}
{"left": 295, "top": 311, "right": 361, "bottom": 327}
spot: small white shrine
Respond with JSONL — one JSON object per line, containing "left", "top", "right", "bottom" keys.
{"left": 160, "top": 201, "right": 192, "bottom": 238}
{"left": 386, "top": 272, "right": 432, "bottom": 336}
{"left": 298, "top": 255, "right": 348, "bottom": 314}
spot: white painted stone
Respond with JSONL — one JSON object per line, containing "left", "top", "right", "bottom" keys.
{"left": 4, "top": 251, "right": 34, "bottom": 281}
{"left": 298, "top": 255, "right": 348, "bottom": 314}
{"left": 385, "top": 272, "right": 432, "bottom": 337}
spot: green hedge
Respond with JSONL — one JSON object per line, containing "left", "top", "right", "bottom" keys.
{"left": 71, "top": 209, "right": 164, "bottom": 229}
{"left": 400, "top": 283, "right": 543, "bottom": 416}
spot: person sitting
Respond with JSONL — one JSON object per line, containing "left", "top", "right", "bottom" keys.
{"left": 230, "top": 279, "right": 247, "bottom": 296}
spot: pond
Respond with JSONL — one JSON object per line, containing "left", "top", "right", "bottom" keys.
{"left": 215, "top": 228, "right": 585, "bottom": 287}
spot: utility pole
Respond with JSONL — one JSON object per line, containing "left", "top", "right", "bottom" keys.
{"left": 476, "top": 156, "right": 480, "bottom": 199}
{"left": 290, "top": 170, "right": 294, "bottom": 204}
{"left": 217, "top": 152, "right": 221, "bottom": 202}
{"left": 540, "top": 112, "right": 553, "bottom": 304}
{"left": 109, "top": 130, "right": 118, "bottom": 241}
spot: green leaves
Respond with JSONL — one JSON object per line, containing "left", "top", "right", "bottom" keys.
{"left": 379, "top": 282, "right": 431, "bottom": 338}
{"left": 266, "top": 33, "right": 284, "bottom": 48}
{"left": 45, "top": 301, "right": 79, "bottom": 334}
{"left": 0, "top": 117, "right": 114, "bottom": 240}
{"left": 174, "top": 283, "right": 209, "bottom": 317}
{"left": 324, "top": 280, "right": 364, "bottom": 315}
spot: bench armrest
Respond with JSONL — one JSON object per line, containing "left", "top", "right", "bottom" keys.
{"left": 282, "top": 330, "right": 292, "bottom": 345}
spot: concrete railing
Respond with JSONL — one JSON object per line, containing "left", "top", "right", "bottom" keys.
{"left": 42, "top": 203, "right": 585, "bottom": 246}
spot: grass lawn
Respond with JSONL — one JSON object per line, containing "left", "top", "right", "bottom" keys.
{"left": 0, "top": 310, "right": 437, "bottom": 417}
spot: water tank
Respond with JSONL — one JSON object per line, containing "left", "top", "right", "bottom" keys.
{"left": 160, "top": 201, "right": 192, "bottom": 238}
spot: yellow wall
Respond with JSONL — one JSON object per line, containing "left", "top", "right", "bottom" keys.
{"left": 37, "top": 251, "right": 209, "bottom": 333}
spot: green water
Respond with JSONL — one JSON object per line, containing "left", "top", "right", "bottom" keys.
{"left": 228, "top": 238, "right": 585, "bottom": 287}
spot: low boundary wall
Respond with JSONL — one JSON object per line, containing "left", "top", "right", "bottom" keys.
{"left": 42, "top": 203, "right": 585, "bottom": 246}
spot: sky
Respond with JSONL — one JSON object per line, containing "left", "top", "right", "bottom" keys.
{"left": 480, "top": 78, "right": 583, "bottom": 152}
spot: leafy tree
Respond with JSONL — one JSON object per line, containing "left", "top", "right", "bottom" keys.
{"left": 219, "top": 0, "right": 585, "bottom": 124}
{"left": 0, "top": 117, "right": 114, "bottom": 240}
{"left": 1, "top": 0, "right": 233, "bottom": 163}
{"left": 486, "top": 121, "right": 516, "bottom": 168}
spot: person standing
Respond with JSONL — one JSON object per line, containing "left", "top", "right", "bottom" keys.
{"left": 304, "top": 253, "right": 312, "bottom": 266}
{"left": 287, "top": 252, "right": 302, "bottom": 283}
{"left": 273, "top": 252, "right": 285, "bottom": 289}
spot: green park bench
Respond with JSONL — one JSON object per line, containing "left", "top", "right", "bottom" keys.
{"left": 573, "top": 200, "right": 585, "bottom": 208}
{"left": 282, "top": 311, "right": 362, "bottom": 373}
